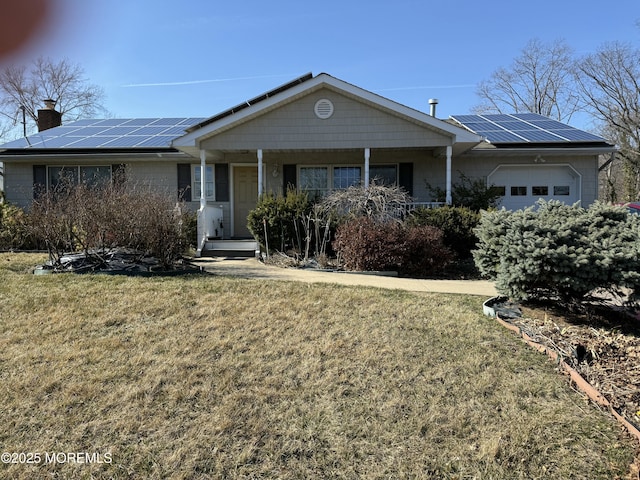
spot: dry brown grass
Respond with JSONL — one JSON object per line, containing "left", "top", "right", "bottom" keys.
{"left": 0, "top": 253, "right": 637, "bottom": 479}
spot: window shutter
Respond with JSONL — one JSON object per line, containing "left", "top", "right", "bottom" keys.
{"left": 399, "top": 163, "right": 413, "bottom": 196}
{"left": 33, "top": 165, "right": 46, "bottom": 199}
{"left": 177, "top": 163, "right": 191, "bottom": 202}
{"left": 112, "top": 164, "right": 126, "bottom": 185}
{"left": 215, "top": 164, "right": 229, "bottom": 202}
{"left": 283, "top": 164, "right": 297, "bottom": 194}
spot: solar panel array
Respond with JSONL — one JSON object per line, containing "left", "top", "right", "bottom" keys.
{"left": 451, "top": 113, "right": 607, "bottom": 144}
{"left": 0, "top": 118, "right": 207, "bottom": 149}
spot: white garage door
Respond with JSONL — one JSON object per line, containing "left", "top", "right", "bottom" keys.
{"left": 488, "top": 165, "right": 581, "bottom": 210}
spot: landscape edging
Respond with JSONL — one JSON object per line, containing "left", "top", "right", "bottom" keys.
{"left": 485, "top": 302, "right": 640, "bottom": 444}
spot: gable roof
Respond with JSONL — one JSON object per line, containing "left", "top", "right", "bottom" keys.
{"left": 172, "top": 73, "right": 483, "bottom": 150}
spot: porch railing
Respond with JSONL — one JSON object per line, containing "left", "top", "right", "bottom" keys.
{"left": 405, "top": 202, "right": 447, "bottom": 214}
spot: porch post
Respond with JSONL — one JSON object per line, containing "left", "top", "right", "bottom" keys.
{"left": 196, "top": 148, "right": 207, "bottom": 257}
{"left": 364, "top": 148, "right": 370, "bottom": 188}
{"left": 199, "top": 149, "right": 207, "bottom": 210}
{"left": 445, "top": 145, "right": 452, "bottom": 205}
{"left": 257, "top": 149, "right": 263, "bottom": 196}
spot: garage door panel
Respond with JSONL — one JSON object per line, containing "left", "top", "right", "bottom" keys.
{"left": 488, "top": 165, "right": 579, "bottom": 210}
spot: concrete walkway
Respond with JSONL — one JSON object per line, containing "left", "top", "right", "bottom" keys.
{"left": 192, "top": 257, "right": 498, "bottom": 297}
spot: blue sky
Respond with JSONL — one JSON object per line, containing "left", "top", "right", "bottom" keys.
{"left": 4, "top": 0, "right": 640, "bottom": 129}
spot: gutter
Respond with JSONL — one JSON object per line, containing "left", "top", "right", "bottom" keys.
{"left": 0, "top": 151, "right": 195, "bottom": 162}
{"left": 463, "top": 146, "right": 617, "bottom": 157}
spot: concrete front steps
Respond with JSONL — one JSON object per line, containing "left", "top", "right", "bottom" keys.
{"left": 201, "top": 239, "right": 259, "bottom": 258}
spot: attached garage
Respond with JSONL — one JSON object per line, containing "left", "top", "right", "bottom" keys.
{"left": 488, "top": 164, "right": 581, "bottom": 210}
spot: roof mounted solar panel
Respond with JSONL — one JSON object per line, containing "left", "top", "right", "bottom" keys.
{"left": 135, "top": 136, "right": 177, "bottom": 147}
{"left": 69, "top": 136, "right": 121, "bottom": 148}
{"left": 513, "top": 130, "right": 565, "bottom": 142}
{"left": 451, "top": 113, "right": 609, "bottom": 145}
{"left": 0, "top": 117, "right": 206, "bottom": 150}
{"left": 555, "top": 129, "right": 606, "bottom": 142}
{"left": 69, "top": 119, "right": 99, "bottom": 126}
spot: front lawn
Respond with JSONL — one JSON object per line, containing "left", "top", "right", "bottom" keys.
{"left": 0, "top": 253, "right": 636, "bottom": 479}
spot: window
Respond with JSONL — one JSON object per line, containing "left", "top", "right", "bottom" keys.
{"left": 493, "top": 186, "right": 506, "bottom": 196}
{"left": 532, "top": 186, "right": 549, "bottom": 196}
{"left": 299, "top": 165, "right": 365, "bottom": 198}
{"left": 300, "top": 167, "right": 329, "bottom": 198}
{"left": 333, "top": 167, "right": 361, "bottom": 189}
{"left": 554, "top": 185, "right": 570, "bottom": 196}
{"left": 193, "top": 165, "right": 214, "bottom": 200}
{"left": 47, "top": 166, "right": 111, "bottom": 190}
{"left": 370, "top": 165, "right": 398, "bottom": 186}
{"left": 511, "top": 186, "right": 527, "bottom": 196}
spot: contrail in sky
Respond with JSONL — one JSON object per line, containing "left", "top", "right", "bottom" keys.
{"left": 121, "top": 73, "right": 296, "bottom": 88}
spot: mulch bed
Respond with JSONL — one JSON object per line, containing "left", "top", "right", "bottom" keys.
{"left": 503, "top": 299, "right": 640, "bottom": 434}
{"left": 35, "top": 249, "right": 203, "bottom": 276}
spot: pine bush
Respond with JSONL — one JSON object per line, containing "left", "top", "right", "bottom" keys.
{"left": 473, "top": 200, "right": 640, "bottom": 307}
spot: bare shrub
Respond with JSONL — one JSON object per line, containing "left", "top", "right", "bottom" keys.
{"left": 333, "top": 217, "right": 453, "bottom": 275}
{"left": 319, "top": 180, "right": 413, "bottom": 224}
{"left": 27, "top": 178, "right": 190, "bottom": 268}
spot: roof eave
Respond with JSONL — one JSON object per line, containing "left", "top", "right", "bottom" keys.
{"left": 0, "top": 148, "right": 192, "bottom": 161}
{"left": 462, "top": 145, "right": 617, "bottom": 156}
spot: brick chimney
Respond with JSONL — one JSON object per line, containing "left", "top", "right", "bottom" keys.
{"left": 37, "top": 99, "right": 62, "bottom": 132}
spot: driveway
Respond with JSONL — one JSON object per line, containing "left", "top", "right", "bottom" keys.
{"left": 192, "top": 257, "right": 498, "bottom": 297}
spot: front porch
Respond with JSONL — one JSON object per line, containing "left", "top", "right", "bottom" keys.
{"left": 192, "top": 147, "right": 455, "bottom": 257}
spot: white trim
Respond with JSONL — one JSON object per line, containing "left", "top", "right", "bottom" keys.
{"left": 257, "top": 149, "right": 263, "bottom": 196}
{"left": 445, "top": 145, "right": 452, "bottom": 205}
{"left": 364, "top": 148, "right": 370, "bottom": 188}
{"left": 199, "top": 149, "right": 207, "bottom": 210}
{"left": 192, "top": 163, "right": 214, "bottom": 201}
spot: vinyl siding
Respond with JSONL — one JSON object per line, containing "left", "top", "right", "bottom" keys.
{"left": 201, "top": 89, "right": 451, "bottom": 151}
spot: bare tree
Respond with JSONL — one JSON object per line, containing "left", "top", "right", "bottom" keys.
{"left": 0, "top": 56, "right": 107, "bottom": 140}
{"left": 575, "top": 42, "right": 640, "bottom": 200}
{"left": 474, "top": 38, "right": 581, "bottom": 122}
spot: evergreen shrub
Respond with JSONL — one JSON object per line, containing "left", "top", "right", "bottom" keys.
{"left": 0, "top": 202, "right": 39, "bottom": 250}
{"left": 473, "top": 200, "right": 640, "bottom": 307}
{"left": 408, "top": 206, "right": 480, "bottom": 258}
{"left": 247, "top": 189, "right": 311, "bottom": 253}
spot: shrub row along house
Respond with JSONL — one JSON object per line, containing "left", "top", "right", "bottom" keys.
{"left": 0, "top": 73, "right": 615, "bottom": 256}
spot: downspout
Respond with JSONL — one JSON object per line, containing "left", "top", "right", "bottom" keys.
{"left": 364, "top": 148, "right": 370, "bottom": 188}
{"left": 257, "top": 149, "right": 263, "bottom": 196}
{"left": 446, "top": 145, "right": 452, "bottom": 205}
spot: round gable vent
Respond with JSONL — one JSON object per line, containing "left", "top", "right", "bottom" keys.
{"left": 314, "top": 98, "right": 334, "bottom": 119}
